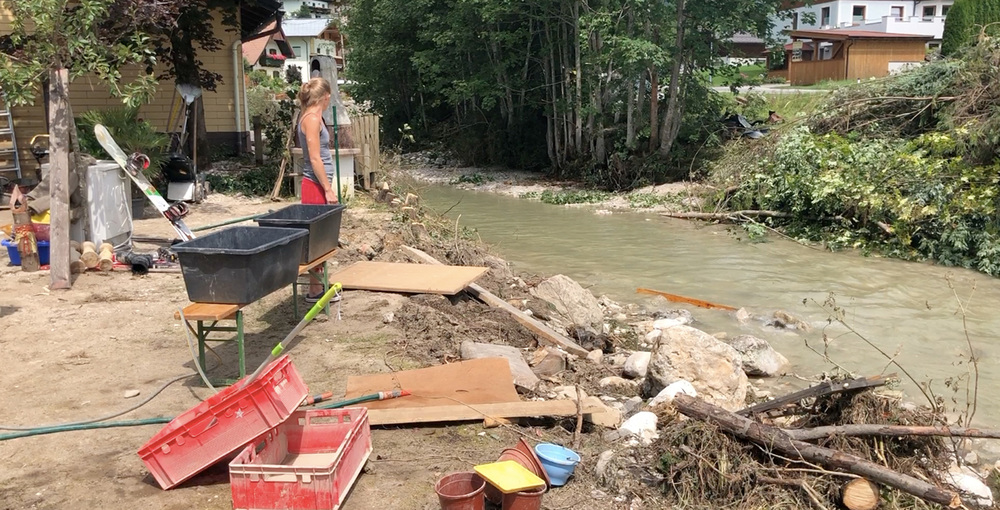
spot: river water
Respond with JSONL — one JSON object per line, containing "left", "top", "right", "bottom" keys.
{"left": 418, "top": 184, "right": 1000, "bottom": 426}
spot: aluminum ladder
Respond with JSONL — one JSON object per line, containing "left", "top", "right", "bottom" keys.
{"left": 0, "top": 97, "right": 20, "bottom": 180}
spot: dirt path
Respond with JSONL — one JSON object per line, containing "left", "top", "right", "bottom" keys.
{"left": 0, "top": 194, "right": 642, "bottom": 510}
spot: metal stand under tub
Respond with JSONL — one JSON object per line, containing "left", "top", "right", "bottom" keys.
{"left": 174, "top": 248, "right": 339, "bottom": 386}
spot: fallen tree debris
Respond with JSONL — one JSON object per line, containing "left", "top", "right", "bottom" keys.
{"left": 674, "top": 394, "right": 961, "bottom": 508}
{"left": 784, "top": 424, "right": 1000, "bottom": 442}
{"left": 738, "top": 374, "right": 893, "bottom": 417}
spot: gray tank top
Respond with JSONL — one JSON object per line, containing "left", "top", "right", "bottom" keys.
{"left": 298, "top": 112, "right": 334, "bottom": 183}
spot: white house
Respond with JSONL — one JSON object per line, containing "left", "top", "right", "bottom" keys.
{"left": 281, "top": 18, "right": 345, "bottom": 82}
{"left": 778, "top": 1, "right": 954, "bottom": 47}
{"left": 282, "top": 0, "right": 332, "bottom": 17}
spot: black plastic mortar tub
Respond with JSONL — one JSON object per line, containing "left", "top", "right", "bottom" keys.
{"left": 171, "top": 226, "right": 308, "bottom": 304}
{"left": 254, "top": 204, "right": 345, "bottom": 263}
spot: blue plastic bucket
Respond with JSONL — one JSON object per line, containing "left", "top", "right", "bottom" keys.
{"left": 2, "top": 239, "right": 50, "bottom": 266}
{"left": 534, "top": 443, "right": 581, "bottom": 487}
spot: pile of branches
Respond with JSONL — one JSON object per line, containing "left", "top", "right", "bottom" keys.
{"left": 808, "top": 31, "right": 1000, "bottom": 166}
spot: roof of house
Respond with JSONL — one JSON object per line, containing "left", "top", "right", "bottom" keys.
{"left": 281, "top": 18, "right": 334, "bottom": 38}
{"left": 242, "top": 19, "right": 295, "bottom": 63}
{"left": 789, "top": 29, "right": 935, "bottom": 41}
{"left": 241, "top": 0, "right": 283, "bottom": 38}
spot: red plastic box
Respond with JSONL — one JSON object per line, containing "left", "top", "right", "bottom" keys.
{"left": 229, "top": 408, "right": 373, "bottom": 510}
{"left": 138, "top": 355, "right": 308, "bottom": 490}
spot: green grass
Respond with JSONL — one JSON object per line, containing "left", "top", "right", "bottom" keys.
{"left": 709, "top": 64, "right": 768, "bottom": 86}
{"left": 760, "top": 92, "right": 828, "bottom": 120}
{"left": 798, "top": 78, "right": 860, "bottom": 90}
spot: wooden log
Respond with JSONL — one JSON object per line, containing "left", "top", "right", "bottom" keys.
{"left": 80, "top": 241, "right": 99, "bottom": 268}
{"left": 70, "top": 260, "right": 87, "bottom": 274}
{"left": 785, "top": 424, "right": 1000, "bottom": 442}
{"left": 12, "top": 210, "right": 40, "bottom": 272}
{"left": 401, "top": 245, "right": 590, "bottom": 357}
{"left": 661, "top": 210, "right": 793, "bottom": 220}
{"left": 673, "top": 394, "right": 960, "bottom": 508}
{"left": 98, "top": 242, "right": 113, "bottom": 272}
{"left": 366, "top": 399, "right": 603, "bottom": 426}
{"left": 843, "top": 478, "right": 880, "bottom": 510}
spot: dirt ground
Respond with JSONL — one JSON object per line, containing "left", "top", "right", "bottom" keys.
{"left": 0, "top": 194, "right": 648, "bottom": 510}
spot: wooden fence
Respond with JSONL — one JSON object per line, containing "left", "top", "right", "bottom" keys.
{"left": 349, "top": 114, "right": 379, "bottom": 190}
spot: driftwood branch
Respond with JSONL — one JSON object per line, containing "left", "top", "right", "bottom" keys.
{"left": 674, "top": 395, "right": 960, "bottom": 508}
{"left": 661, "top": 210, "right": 792, "bottom": 220}
{"left": 786, "top": 424, "right": 1000, "bottom": 442}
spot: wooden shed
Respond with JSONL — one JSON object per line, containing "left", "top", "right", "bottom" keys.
{"left": 782, "top": 30, "right": 932, "bottom": 86}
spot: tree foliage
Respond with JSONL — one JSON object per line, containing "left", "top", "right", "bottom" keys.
{"left": 345, "top": 0, "right": 789, "bottom": 185}
{"left": 941, "top": 0, "right": 1000, "bottom": 55}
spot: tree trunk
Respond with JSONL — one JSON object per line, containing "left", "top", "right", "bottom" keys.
{"left": 48, "top": 66, "right": 72, "bottom": 290}
{"left": 659, "top": 0, "right": 686, "bottom": 156}
{"left": 673, "top": 395, "right": 961, "bottom": 508}
{"left": 626, "top": 77, "right": 637, "bottom": 147}
{"left": 573, "top": 0, "right": 582, "bottom": 153}
{"left": 647, "top": 66, "right": 658, "bottom": 152}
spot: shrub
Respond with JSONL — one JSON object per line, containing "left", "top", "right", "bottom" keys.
{"left": 76, "top": 105, "right": 169, "bottom": 186}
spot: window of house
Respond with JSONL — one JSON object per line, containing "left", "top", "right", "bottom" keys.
{"left": 852, "top": 6, "right": 866, "bottom": 24}
{"left": 890, "top": 6, "right": 904, "bottom": 20}
{"left": 923, "top": 5, "right": 936, "bottom": 20}
{"left": 942, "top": 5, "right": 951, "bottom": 17}
{"left": 268, "top": 48, "right": 277, "bottom": 55}
{"left": 273, "top": 71, "right": 280, "bottom": 78}
{"left": 293, "top": 45, "right": 303, "bottom": 56}
{"left": 792, "top": 12, "right": 798, "bottom": 30}
{"left": 821, "top": 7, "right": 830, "bottom": 26}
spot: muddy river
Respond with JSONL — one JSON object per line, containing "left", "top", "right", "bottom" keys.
{"left": 418, "top": 184, "right": 1000, "bottom": 430}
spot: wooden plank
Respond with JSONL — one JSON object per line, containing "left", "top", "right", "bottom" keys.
{"left": 636, "top": 287, "right": 737, "bottom": 311}
{"left": 400, "top": 246, "right": 590, "bottom": 357}
{"left": 298, "top": 248, "right": 338, "bottom": 274}
{"left": 174, "top": 303, "right": 239, "bottom": 321}
{"left": 366, "top": 399, "right": 605, "bottom": 426}
{"left": 345, "top": 358, "right": 520, "bottom": 410}
{"left": 329, "top": 261, "right": 488, "bottom": 295}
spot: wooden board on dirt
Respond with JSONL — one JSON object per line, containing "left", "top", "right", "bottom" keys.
{"left": 366, "top": 399, "right": 605, "bottom": 426}
{"left": 329, "top": 261, "right": 488, "bottom": 295}
{"left": 344, "top": 358, "right": 520, "bottom": 410}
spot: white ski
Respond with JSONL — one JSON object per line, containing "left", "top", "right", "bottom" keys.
{"left": 94, "top": 124, "right": 195, "bottom": 241}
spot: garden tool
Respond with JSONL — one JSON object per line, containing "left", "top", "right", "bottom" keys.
{"left": 241, "top": 282, "right": 343, "bottom": 388}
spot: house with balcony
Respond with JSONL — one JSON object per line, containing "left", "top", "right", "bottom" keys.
{"left": 778, "top": 1, "right": 953, "bottom": 49}
{"left": 243, "top": 19, "right": 296, "bottom": 79}
{"left": 281, "top": 18, "right": 346, "bottom": 83}
{"left": 282, "top": 0, "right": 333, "bottom": 18}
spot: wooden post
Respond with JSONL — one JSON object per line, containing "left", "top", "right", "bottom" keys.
{"left": 48, "top": 67, "right": 71, "bottom": 289}
{"left": 253, "top": 115, "right": 264, "bottom": 165}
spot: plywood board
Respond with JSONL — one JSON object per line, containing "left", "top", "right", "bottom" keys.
{"left": 366, "top": 399, "right": 606, "bottom": 426}
{"left": 328, "top": 261, "right": 488, "bottom": 295}
{"left": 345, "top": 358, "right": 520, "bottom": 410}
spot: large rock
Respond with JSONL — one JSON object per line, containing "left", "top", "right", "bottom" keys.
{"left": 728, "top": 335, "right": 789, "bottom": 377}
{"left": 643, "top": 325, "right": 749, "bottom": 412}
{"left": 531, "top": 275, "right": 604, "bottom": 328}
{"left": 623, "top": 351, "right": 651, "bottom": 379}
{"left": 460, "top": 342, "right": 540, "bottom": 393}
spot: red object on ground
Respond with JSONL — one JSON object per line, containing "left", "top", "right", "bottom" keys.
{"left": 137, "top": 355, "right": 308, "bottom": 490}
{"left": 300, "top": 177, "right": 327, "bottom": 205}
{"left": 229, "top": 408, "right": 373, "bottom": 510}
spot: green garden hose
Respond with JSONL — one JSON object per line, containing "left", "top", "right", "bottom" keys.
{"left": 0, "top": 418, "right": 172, "bottom": 441}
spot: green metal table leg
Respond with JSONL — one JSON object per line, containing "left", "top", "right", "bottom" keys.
{"left": 197, "top": 320, "right": 207, "bottom": 374}
{"left": 236, "top": 311, "right": 245, "bottom": 378}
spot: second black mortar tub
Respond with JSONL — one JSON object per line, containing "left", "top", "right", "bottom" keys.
{"left": 254, "top": 204, "right": 345, "bottom": 264}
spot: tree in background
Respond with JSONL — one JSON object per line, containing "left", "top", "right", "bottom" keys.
{"left": 942, "top": 0, "right": 1000, "bottom": 55}
{"left": 345, "top": 0, "right": 789, "bottom": 187}
{"left": 0, "top": 0, "right": 176, "bottom": 289}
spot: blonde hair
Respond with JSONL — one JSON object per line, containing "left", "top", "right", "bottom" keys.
{"left": 299, "top": 77, "right": 332, "bottom": 109}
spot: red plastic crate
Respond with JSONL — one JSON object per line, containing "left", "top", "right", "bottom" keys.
{"left": 138, "top": 355, "right": 308, "bottom": 490}
{"left": 229, "top": 408, "right": 373, "bottom": 510}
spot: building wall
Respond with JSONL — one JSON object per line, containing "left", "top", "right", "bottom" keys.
{"left": 846, "top": 38, "right": 927, "bottom": 79}
{"left": 775, "top": 1, "right": 953, "bottom": 41}
{"left": 0, "top": 5, "right": 248, "bottom": 175}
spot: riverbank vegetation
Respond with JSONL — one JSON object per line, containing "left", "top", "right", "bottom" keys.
{"left": 345, "top": 0, "right": 791, "bottom": 188}
{"left": 709, "top": 34, "right": 1000, "bottom": 276}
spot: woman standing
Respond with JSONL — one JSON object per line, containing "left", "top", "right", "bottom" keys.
{"left": 298, "top": 77, "right": 339, "bottom": 206}
{"left": 297, "top": 77, "right": 339, "bottom": 303}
